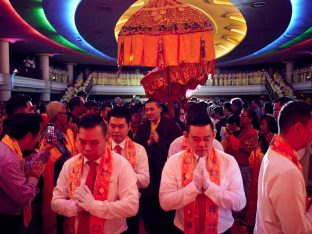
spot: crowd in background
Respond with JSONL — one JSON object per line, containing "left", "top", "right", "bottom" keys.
{"left": 49, "top": 66, "right": 69, "bottom": 84}
{"left": 0, "top": 92, "right": 311, "bottom": 234}
{"left": 293, "top": 63, "right": 312, "bottom": 83}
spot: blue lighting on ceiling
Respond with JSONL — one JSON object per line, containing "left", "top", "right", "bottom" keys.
{"left": 43, "top": 0, "right": 115, "bottom": 61}
{"left": 230, "top": 0, "right": 312, "bottom": 61}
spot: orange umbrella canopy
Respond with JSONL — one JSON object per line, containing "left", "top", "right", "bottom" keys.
{"left": 141, "top": 62, "right": 213, "bottom": 102}
{"left": 117, "top": 0, "right": 216, "bottom": 101}
{"left": 118, "top": 0, "right": 215, "bottom": 67}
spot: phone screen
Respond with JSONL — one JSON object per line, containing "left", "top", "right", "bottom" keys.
{"left": 47, "top": 124, "right": 55, "bottom": 143}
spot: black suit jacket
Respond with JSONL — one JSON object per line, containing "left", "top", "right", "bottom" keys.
{"left": 134, "top": 117, "right": 182, "bottom": 196}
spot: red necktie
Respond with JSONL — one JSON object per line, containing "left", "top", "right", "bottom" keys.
{"left": 77, "top": 161, "right": 97, "bottom": 234}
{"left": 115, "top": 144, "right": 122, "bottom": 155}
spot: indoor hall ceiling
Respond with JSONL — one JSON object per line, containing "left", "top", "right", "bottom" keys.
{"left": 0, "top": 0, "right": 312, "bottom": 67}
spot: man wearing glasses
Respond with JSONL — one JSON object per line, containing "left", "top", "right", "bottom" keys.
{"left": 40, "top": 101, "right": 75, "bottom": 234}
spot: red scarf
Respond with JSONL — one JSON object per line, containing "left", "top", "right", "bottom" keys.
{"left": 182, "top": 147, "right": 220, "bottom": 234}
{"left": 270, "top": 134, "right": 309, "bottom": 208}
{"left": 270, "top": 134, "right": 302, "bottom": 170}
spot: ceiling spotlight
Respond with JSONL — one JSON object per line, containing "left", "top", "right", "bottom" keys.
{"left": 251, "top": 1, "right": 266, "bottom": 8}
{"left": 99, "top": 6, "right": 111, "bottom": 10}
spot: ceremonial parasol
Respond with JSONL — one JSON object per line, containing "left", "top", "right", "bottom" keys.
{"left": 118, "top": 0, "right": 216, "bottom": 101}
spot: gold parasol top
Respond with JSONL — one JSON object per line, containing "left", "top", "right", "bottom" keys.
{"left": 118, "top": 0, "right": 214, "bottom": 36}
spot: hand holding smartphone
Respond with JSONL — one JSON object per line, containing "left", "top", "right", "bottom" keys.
{"left": 47, "top": 123, "right": 55, "bottom": 144}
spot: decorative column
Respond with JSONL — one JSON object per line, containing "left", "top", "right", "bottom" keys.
{"left": 38, "top": 54, "right": 51, "bottom": 101}
{"left": 66, "top": 63, "right": 75, "bottom": 85}
{"left": 0, "top": 39, "right": 11, "bottom": 101}
{"left": 285, "top": 61, "right": 294, "bottom": 84}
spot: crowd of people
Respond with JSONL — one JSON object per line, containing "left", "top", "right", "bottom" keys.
{"left": 266, "top": 72, "right": 296, "bottom": 98}
{"left": 210, "top": 70, "right": 269, "bottom": 86}
{"left": 0, "top": 92, "right": 311, "bottom": 234}
{"left": 86, "top": 70, "right": 268, "bottom": 87}
{"left": 92, "top": 72, "right": 144, "bottom": 86}
{"left": 62, "top": 73, "right": 92, "bottom": 102}
{"left": 49, "top": 66, "right": 69, "bottom": 84}
{"left": 293, "top": 63, "right": 312, "bottom": 83}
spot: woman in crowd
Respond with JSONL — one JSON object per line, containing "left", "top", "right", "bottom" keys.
{"left": 245, "top": 114, "right": 278, "bottom": 232}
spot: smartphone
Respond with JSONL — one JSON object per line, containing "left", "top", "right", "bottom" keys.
{"left": 47, "top": 123, "right": 55, "bottom": 143}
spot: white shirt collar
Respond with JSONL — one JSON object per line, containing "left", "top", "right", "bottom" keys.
{"left": 112, "top": 139, "right": 126, "bottom": 150}
{"left": 83, "top": 155, "right": 102, "bottom": 164}
{"left": 193, "top": 153, "right": 207, "bottom": 163}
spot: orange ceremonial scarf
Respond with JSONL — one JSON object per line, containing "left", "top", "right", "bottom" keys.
{"left": 270, "top": 134, "right": 302, "bottom": 170}
{"left": 42, "top": 130, "right": 75, "bottom": 234}
{"left": 65, "top": 146, "right": 113, "bottom": 234}
{"left": 182, "top": 147, "right": 220, "bottom": 234}
{"left": 107, "top": 136, "right": 137, "bottom": 169}
{"left": 270, "top": 134, "right": 309, "bottom": 208}
{"left": 2, "top": 134, "right": 32, "bottom": 227}
{"left": 151, "top": 118, "right": 160, "bottom": 133}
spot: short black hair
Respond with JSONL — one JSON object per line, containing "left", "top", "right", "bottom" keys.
{"left": 231, "top": 97, "right": 244, "bottom": 109}
{"left": 5, "top": 94, "right": 32, "bottom": 117}
{"left": 260, "top": 114, "right": 278, "bottom": 134}
{"left": 213, "top": 106, "right": 224, "bottom": 117}
{"left": 68, "top": 96, "right": 83, "bottom": 111}
{"left": 76, "top": 91, "right": 87, "bottom": 99}
{"left": 78, "top": 114, "right": 107, "bottom": 136}
{"left": 223, "top": 101, "right": 232, "bottom": 113}
{"left": 100, "top": 102, "right": 113, "bottom": 111}
{"left": 246, "top": 109, "right": 260, "bottom": 130}
{"left": 263, "top": 102, "right": 273, "bottom": 114}
{"left": 279, "top": 101, "right": 311, "bottom": 134}
{"left": 186, "top": 112, "right": 214, "bottom": 132}
{"left": 187, "top": 102, "right": 208, "bottom": 116}
{"left": 273, "top": 96, "right": 292, "bottom": 106}
{"left": 226, "top": 114, "right": 240, "bottom": 126}
{"left": 107, "top": 106, "right": 130, "bottom": 124}
{"left": 145, "top": 98, "right": 161, "bottom": 107}
{"left": 85, "top": 100, "right": 99, "bottom": 110}
{"left": 5, "top": 113, "right": 43, "bottom": 140}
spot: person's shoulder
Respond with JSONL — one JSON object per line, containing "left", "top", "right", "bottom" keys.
{"left": 133, "top": 141, "right": 145, "bottom": 151}
{"left": 161, "top": 117, "right": 180, "bottom": 127}
{"left": 0, "top": 142, "right": 20, "bottom": 166}
{"left": 265, "top": 148, "right": 300, "bottom": 172}
{"left": 64, "top": 154, "right": 81, "bottom": 166}
{"left": 215, "top": 148, "right": 231, "bottom": 158}
{"left": 167, "top": 150, "right": 185, "bottom": 164}
{"left": 212, "top": 139, "right": 224, "bottom": 152}
{"left": 112, "top": 151, "right": 132, "bottom": 167}
{"left": 0, "top": 142, "right": 20, "bottom": 162}
{"left": 215, "top": 149, "right": 238, "bottom": 166}
{"left": 171, "top": 136, "right": 184, "bottom": 145}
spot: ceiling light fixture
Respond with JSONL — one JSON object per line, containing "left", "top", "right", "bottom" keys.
{"left": 229, "top": 28, "right": 245, "bottom": 35}
{"left": 251, "top": 1, "right": 267, "bottom": 8}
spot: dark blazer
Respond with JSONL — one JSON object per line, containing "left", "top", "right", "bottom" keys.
{"left": 134, "top": 117, "right": 182, "bottom": 196}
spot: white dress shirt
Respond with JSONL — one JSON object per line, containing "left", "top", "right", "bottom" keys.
{"left": 168, "top": 135, "right": 224, "bottom": 158}
{"left": 112, "top": 139, "right": 150, "bottom": 189}
{"left": 254, "top": 148, "right": 312, "bottom": 234}
{"left": 51, "top": 152, "right": 139, "bottom": 234}
{"left": 159, "top": 149, "right": 246, "bottom": 233}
